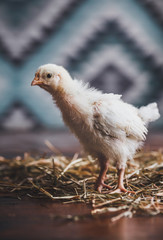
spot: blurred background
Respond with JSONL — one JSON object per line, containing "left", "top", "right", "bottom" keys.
{"left": 0, "top": 0, "right": 163, "bottom": 154}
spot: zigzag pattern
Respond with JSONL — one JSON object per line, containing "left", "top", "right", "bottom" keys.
{"left": 63, "top": 19, "right": 163, "bottom": 71}
{"left": 0, "top": 0, "right": 162, "bottom": 129}
{"left": 138, "top": 0, "right": 163, "bottom": 26}
{"left": 0, "top": 0, "right": 85, "bottom": 62}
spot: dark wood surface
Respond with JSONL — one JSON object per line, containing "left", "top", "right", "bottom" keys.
{"left": 0, "top": 195, "right": 162, "bottom": 240}
{"left": 0, "top": 131, "right": 163, "bottom": 240}
{"left": 0, "top": 130, "right": 163, "bottom": 157}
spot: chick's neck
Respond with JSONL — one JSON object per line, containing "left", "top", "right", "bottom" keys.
{"left": 51, "top": 79, "right": 87, "bottom": 120}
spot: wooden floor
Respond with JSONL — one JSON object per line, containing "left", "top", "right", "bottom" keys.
{"left": 0, "top": 195, "right": 162, "bottom": 240}
{"left": 0, "top": 130, "right": 163, "bottom": 157}
{"left": 0, "top": 130, "right": 163, "bottom": 240}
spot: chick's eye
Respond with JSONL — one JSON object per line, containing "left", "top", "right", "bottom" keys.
{"left": 47, "top": 73, "right": 52, "bottom": 78}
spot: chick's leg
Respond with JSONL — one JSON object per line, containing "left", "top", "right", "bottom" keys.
{"left": 96, "top": 160, "right": 112, "bottom": 193}
{"left": 117, "top": 168, "right": 128, "bottom": 192}
{"left": 112, "top": 168, "right": 135, "bottom": 193}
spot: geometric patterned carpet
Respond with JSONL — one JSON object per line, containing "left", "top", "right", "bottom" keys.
{"left": 0, "top": 0, "right": 162, "bottom": 130}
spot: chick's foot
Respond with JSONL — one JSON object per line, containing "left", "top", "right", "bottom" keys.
{"left": 96, "top": 181, "right": 112, "bottom": 193}
{"left": 109, "top": 187, "right": 135, "bottom": 194}
{"left": 111, "top": 168, "right": 135, "bottom": 194}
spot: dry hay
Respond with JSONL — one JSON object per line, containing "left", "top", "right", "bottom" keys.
{"left": 0, "top": 143, "right": 163, "bottom": 222}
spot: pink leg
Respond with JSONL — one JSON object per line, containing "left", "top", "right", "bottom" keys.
{"left": 96, "top": 160, "right": 112, "bottom": 193}
{"left": 111, "top": 168, "right": 135, "bottom": 194}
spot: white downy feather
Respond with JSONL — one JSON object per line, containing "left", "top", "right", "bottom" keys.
{"left": 139, "top": 103, "right": 160, "bottom": 124}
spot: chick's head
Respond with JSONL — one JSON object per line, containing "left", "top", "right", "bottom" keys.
{"left": 31, "top": 64, "right": 71, "bottom": 93}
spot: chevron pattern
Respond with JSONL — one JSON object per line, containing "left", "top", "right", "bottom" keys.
{"left": 0, "top": 0, "right": 162, "bottom": 130}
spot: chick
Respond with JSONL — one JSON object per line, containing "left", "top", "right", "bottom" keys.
{"left": 31, "top": 64, "right": 160, "bottom": 193}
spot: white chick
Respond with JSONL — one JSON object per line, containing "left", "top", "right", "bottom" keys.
{"left": 31, "top": 64, "right": 160, "bottom": 193}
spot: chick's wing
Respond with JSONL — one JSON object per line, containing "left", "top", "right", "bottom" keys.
{"left": 93, "top": 97, "right": 147, "bottom": 141}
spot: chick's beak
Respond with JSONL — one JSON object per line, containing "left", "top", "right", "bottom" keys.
{"left": 31, "top": 76, "right": 43, "bottom": 86}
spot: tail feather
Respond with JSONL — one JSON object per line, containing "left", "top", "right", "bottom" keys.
{"left": 139, "top": 102, "right": 160, "bottom": 124}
